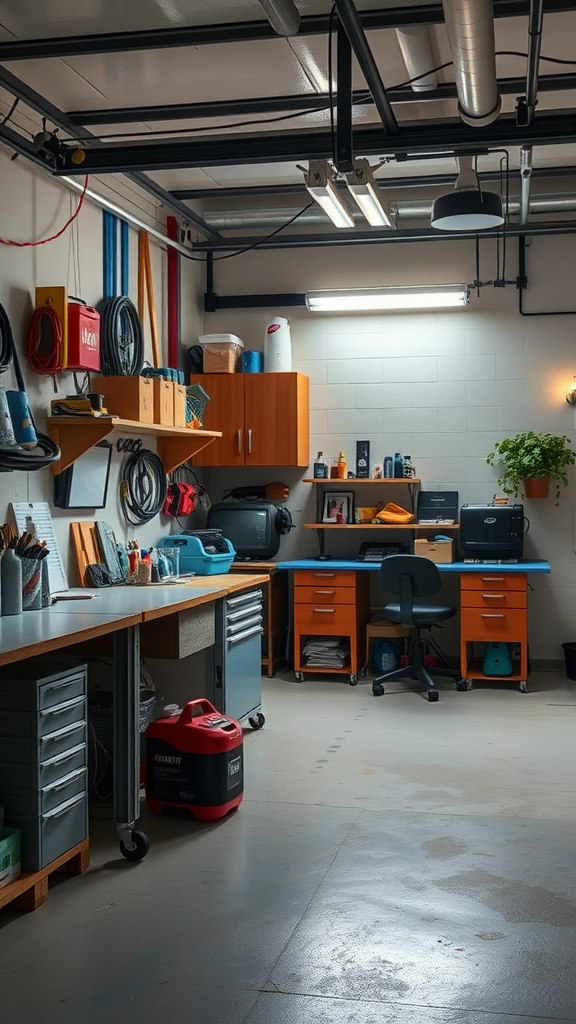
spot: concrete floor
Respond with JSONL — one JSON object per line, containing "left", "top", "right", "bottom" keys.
{"left": 1, "top": 670, "right": 576, "bottom": 1023}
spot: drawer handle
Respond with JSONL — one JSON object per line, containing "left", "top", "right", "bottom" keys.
{"left": 40, "top": 696, "right": 84, "bottom": 716}
{"left": 313, "top": 607, "right": 336, "bottom": 613}
{"left": 480, "top": 576, "right": 505, "bottom": 582}
{"left": 480, "top": 613, "right": 505, "bottom": 618}
{"left": 313, "top": 589, "right": 336, "bottom": 595}
{"left": 313, "top": 573, "right": 336, "bottom": 578}
{"left": 482, "top": 594, "right": 505, "bottom": 599}
{"left": 44, "top": 679, "right": 79, "bottom": 692}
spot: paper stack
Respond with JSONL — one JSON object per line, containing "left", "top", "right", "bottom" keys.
{"left": 302, "top": 639, "right": 350, "bottom": 669}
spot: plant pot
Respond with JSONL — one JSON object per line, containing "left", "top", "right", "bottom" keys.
{"left": 523, "top": 477, "right": 550, "bottom": 498}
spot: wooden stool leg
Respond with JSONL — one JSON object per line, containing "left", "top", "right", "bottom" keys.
{"left": 14, "top": 877, "right": 49, "bottom": 912}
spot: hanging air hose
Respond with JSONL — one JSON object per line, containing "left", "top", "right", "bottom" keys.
{"left": 25, "top": 305, "right": 64, "bottom": 376}
{"left": 0, "top": 301, "right": 61, "bottom": 472}
{"left": 120, "top": 449, "right": 167, "bottom": 526}
{"left": 99, "top": 295, "right": 144, "bottom": 376}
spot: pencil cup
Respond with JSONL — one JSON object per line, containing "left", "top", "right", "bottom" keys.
{"left": 1, "top": 548, "right": 23, "bottom": 616}
{"left": 21, "top": 557, "right": 42, "bottom": 610}
{"left": 41, "top": 559, "right": 51, "bottom": 608}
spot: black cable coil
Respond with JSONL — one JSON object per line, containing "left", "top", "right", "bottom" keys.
{"left": 120, "top": 448, "right": 167, "bottom": 526}
{"left": 99, "top": 296, "right": 144, "bottom": 376}
{"left": 0, "top": 301, "right": 61, "bottom": 472}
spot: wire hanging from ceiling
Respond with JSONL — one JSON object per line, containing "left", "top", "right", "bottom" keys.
{"left": 0, "top": 175, "right": 89, "bottom": 247}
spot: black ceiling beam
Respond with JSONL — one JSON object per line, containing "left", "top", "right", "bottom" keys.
{"left": 333, "top": 0, "right": 399, "bottom": 136}
{"left": 0, "top": 65, "right": 221, "bottom": 240}
{"left": 171, "top": 164, "right": 576, "bottom": 201}
{"left": 66, "top": 73, "right": 576, "bottom": 127}
{"left": 335, "top": 24, "right": 354, "bottom": 172}
{"left": 55, "top": 111, "right": 576, "bottom": 176}
{"left": 0, "top": 1, "right": 573, "bottom": 61}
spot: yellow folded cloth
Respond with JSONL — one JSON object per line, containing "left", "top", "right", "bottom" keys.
{"left": 373, "top": 502, "right": 415, "bottom": 525}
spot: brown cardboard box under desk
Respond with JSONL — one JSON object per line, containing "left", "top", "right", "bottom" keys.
{"left": 91, "top": 375, "right": 153, "bottom": 423}
{"left": 414, "top": 538, "right": 454, "bottom": 564}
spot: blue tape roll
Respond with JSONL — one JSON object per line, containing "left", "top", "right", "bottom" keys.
{"left": 6, "top": 390, "right": 37, "bottom": 449}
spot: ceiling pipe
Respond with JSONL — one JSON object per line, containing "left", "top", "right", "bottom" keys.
{"left": 332, "top": 0, "right": 399, "bottom": 135}
{"left": 442, "top": 0, "right": 502, "bottom": 125}
{"left": 519, "top": 145, "right": 533, "bottom": 223}
{"left": 257, "top": 0, "right": 300, "bottom": 37}
{"left": 523, "top": 0, "right": 544, "bottom": 124}
{"left": 395, "top": 27, "right": 439, "bottom": 91}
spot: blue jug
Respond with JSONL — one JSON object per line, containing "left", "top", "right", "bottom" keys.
{"left": 483, "top": 642, "right": 513, "bottom": 676}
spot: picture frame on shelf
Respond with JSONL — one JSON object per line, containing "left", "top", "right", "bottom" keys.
{"left": 322, "top": 491, "right": 354, "bottom": 524}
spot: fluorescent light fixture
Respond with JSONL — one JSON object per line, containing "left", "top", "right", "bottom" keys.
{"left": 345, "top": 159, "right": 392, "bottom": 228}
{"left": 303, "top": 160, "right": 355, "bottom": 229}
{"left": 306, "top": 285, "right": 470, "bottom": 313}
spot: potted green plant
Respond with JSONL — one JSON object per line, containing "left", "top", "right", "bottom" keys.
{"left": 486, "top": 431, "right": 575, "bottom": 503}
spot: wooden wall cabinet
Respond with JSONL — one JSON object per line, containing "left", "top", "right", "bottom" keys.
{"left": 190, "top": 372, "right": 309, "bottom": 467}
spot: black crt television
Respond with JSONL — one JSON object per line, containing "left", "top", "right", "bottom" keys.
{"left": 207, "top": 502, "right": 280, "bottom": 560}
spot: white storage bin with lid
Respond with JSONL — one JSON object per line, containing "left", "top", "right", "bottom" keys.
{"left": 198, "top": 334, "right": 243, "bottom": 373}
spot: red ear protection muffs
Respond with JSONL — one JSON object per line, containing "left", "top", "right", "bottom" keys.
{"left": 163, "top": 482, "right": 197, "bottom": 518}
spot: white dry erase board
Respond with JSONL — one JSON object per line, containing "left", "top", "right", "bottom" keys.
{"left": 10, "top": 501, "right": 68, "bottom": 594}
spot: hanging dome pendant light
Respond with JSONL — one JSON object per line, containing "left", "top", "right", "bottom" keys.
{"left": 431, "top": 156, "right": 504, "bottom": 231}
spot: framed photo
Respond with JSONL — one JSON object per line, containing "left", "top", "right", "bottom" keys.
{"left": 322, "top": 491, "right": 354, "bottom": 524}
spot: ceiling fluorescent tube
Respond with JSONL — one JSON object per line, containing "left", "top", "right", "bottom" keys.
{"left": 303, "top": 160, "right": 355, "bottom": 229}
{"left": 346, "top": 159, "right": 392, "bottom": 227}
{"left": 257, "top": 0, "right": 300, "bottom": 37}
{"left": 306, "top": 285, "right": 470, "bottom": 312}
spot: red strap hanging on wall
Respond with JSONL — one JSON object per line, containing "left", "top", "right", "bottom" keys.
{"left": 166, "top": 216, "right": 180, "bottom": 371}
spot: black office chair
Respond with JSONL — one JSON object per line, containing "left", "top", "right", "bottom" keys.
{"left": 372, "top": 555, "right": 463, "bottom": 702}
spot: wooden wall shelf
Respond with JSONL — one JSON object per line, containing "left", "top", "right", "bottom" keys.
{"left": 303, "top": 478, "right": 422, "bottom": 484}
{"left": 303, "top": 523, "right": 459, "bottom": 530}
{"left": 46, "top": 417, "right": 222, "bottom": 475}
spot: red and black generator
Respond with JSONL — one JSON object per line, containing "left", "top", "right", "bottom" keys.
{"left": 145, "top": 699, "right": 243, "bottom": 821}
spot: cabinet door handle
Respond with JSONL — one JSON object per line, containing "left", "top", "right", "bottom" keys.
{"left": 482, "top": 594, "right": 505, "bottom": 599}
{"left": 314, "top": 607, "right": 335, "bottom": 613}
{"left": 480, "top": 576, "right": 505, "bottom": 582}
{"left": 313, "top": 589, "right": 336, "bottom": 595}
{"left": 248, "top": 428, "right": 252, "bottom": 454}
{"left": 480, "top": 613, "right": 505, "bottom": 618}
{"left": 237, "top": 429, "right": 242, "bottom": 454}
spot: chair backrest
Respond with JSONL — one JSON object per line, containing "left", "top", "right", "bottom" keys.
{"left": 379, "top": 555, "right": 442, "bottom": 626}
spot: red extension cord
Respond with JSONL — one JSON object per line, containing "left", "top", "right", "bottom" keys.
{"left": 25, "top": 306, "right": 64, "bottom": 376}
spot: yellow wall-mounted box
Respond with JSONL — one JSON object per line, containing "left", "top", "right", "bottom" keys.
{"left": 34, "top": 286, "right": 68, "bottom": 368}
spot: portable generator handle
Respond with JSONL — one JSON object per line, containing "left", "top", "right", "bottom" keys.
{"left": 179, "top": 698, "right": 218, "bottom": 724}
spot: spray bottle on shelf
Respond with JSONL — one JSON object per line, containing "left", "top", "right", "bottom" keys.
{"left": 337, "top": 451, "right": 347, "bottom": 479}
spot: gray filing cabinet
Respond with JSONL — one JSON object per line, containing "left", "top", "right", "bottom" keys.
{"left": 0, "top": 659, "right": 89, "bottom": 871}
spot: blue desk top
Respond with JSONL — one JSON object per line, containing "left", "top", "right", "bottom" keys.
{"left": 277, "top": 559, "right": 551, "bottom": 573}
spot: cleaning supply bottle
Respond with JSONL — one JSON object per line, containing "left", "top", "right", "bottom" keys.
{"left": 403, "top": 455, "right": 415, "bottom": 478}
{"left": 337, "top": 451, "right": 347, "bottom": 479}
{"left": 393, "top": 452, "right": 404, "bottom": 478}
{"left": 264, "top": 316, "right": 292, "bottom": 372}
{"left": 313, "top": 451, "right": 328, "bottom": 479}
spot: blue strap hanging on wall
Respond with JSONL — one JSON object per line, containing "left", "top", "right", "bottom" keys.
{"left": 102, "top": 212, "right": 129, "bottom": 298}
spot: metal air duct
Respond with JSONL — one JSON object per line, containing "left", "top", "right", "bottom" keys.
{"left": 442, "top": 0, "right": 501, "bottom": 125}
{"left": 257, "top": 0, "right": 300, "bottom": 37}
{"left": 395, "top": 27, "right": 438, "bottom": 91}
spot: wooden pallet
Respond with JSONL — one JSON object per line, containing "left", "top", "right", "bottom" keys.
{"left": 0, "top": 839, "right": 89, "bottom": 913}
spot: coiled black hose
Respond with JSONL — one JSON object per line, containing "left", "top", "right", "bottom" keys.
{"left": 99, "top": 296, "right": 144, "bottom": 376}
{"left": 0, "top": 301, "right": 61, "bottom": 472}
{"left": 120, "top": 448, "right": 167, "bottom": 526}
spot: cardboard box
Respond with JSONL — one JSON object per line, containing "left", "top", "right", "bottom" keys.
{"left": 0, "top": 827, "right": 21, "bottom": 890}
{"left": 153, "top": 378, "right": 174, "bottom": 426}
{"left": 414, "top": 538, "right": 454, "bottom": 564}
{"left": 91, "top": 375, "right": 153, "bottom": 423}
{"left": 173, "top": 383, "right": 187, "bottom": 428}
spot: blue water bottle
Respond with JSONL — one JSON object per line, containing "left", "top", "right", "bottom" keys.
{"left": 393, "top": 453, "right": 404, "bottom": 478}
{"left": 383, "top": 456, "right": 393, "bottom": 478}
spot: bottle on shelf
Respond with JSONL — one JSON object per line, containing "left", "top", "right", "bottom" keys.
{"left": 393, "top": 453, "right": 404, "bottom": 478}
{"left": 313, "top": 451, "right": 328, "bottom": 479}
{"left": 403, "top": 455, "right": 415, "bottom": 478}
{"left": 330, "top": 458, "right": 339, "bottom": 479}
{"left": 337, "top": 451, "right": 347, "bottom": 479}
{"left": 383, "top": 456, "right": 393, "bottom": 478}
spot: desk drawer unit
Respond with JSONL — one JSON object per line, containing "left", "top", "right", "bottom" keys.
{"left": 460, "top": 573, "right": 529, "bottom": 690}
{"left": 293, "top": 570, "right": 370, "bottom": 685}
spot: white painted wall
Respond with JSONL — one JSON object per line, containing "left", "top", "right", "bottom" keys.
{"left": 202, "top": 234, "right": 576, "bottom": 664}
{"left": 0, "top": 150, "right": 202, "bottom": 585}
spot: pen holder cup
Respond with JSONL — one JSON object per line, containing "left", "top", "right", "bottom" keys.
{"left": 159, "top": 549, "right": 180, "bottom": 580}
{"left": 21, "top": 557, "right": 42, "bottom": 611}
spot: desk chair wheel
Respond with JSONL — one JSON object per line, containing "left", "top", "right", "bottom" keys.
{"left": 349, "top": 674, "right": 358, "bottom": 686}
{"left": 519, "top": 681, "right": 528, "bottom": 693}
{"left": 372, "top": 682, "right": 385, "bottom": 697}
{"left": 295, "top": 672, "right": 304, "bottom": 683}
{"left": 427, "top": 688, "right": 439, "bottom": 702}
{"left": 120, "top": 830, "right": 150, "bottom": 862}
{"left": 456, "top": 679, "right": 472, "bottom": 692}
{"left": 248, "top": 712, "right": 265, "bottom": 729}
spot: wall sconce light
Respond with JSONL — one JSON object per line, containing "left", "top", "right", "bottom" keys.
{"left": 306, "top": 284, "right": 470, "bottom": 312}
{"left": 566, "top": 378, "right": 576, "bottom": 405}
{"left": 301, "top": 160, "right": 355, "bottom": 229}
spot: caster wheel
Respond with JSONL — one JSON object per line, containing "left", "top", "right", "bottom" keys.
{"left": 519, "top": 681, "right": 528, "bottom": 693}
{"left": 349, "top": 674, "right": 358, "bottom": 686}
{"left": 456, "top": 679, "right": 469, "bottom": 692}
{"left": 372, "top": 683, "right": 385, "bottom": 697}
{"left": 427, "top": 689, "right": 440, "bottom": 702}
{"left": 119, "top": 830, "right": 150, "bottom": 862}
{"left": 295, "top": 672, "right": 304, "bottom": 683}
{"left": 248, "top": 712, "right": 265, "bottom": 729}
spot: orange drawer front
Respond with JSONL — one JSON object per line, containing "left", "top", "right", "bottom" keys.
{"left": 461, "top": 573, "right": 527, "bottom": 593}
{"left": 294, "top": 570, "right": 357, "bottom": 589}
{"left": 462, "top": 590, "right": 527, "bottom": 610}
{"left": 295, "top": 604, "right": 357, "bottom": 635}
{"left": 460, "top": 608, "right": 527, "bottom": 642}
{"left": 294, "top": 586, "right": 355, "bottom": 606}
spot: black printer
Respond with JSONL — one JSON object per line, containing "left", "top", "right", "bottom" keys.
{"left": 459, "top": 504, "right": 524, "bottom": 561}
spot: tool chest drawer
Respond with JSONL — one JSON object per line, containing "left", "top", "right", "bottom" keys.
{"left": 0, "top": 695, "right": 86, "bottom": 739}
{"left": 462, "top": 590, "right": 527, "bottom": 610}
{"left": 0, "top": 766, "right": 88, "bottom": 817}
{"left": 461, "top": 574, "right": 527, "bottom": 593}
{"left": 295, "top": 586, "right": 356, "bottom": 605}
{"left": 0, "top": 661, "right": 87, "bottom": 712}
{"left": 294, "top": 570, "right": 356, "bottom": 589}
{"left": 460, "top": 608, "right": 527, "bottom": 641}
{"left": 295, "top": 604, "right": 357, "bottom": 634}
{"left": 0, "top": 721, "right": 87, "bottom": 766}
{"left": 0, "top": 742, "right": 86, "bottom": 790}
{"left": 9, "top": 792, "right": 89, "bottom": 872}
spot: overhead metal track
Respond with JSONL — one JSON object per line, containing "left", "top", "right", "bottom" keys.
{"left": 66, "top": 73, "right": 576, "bottom": 126}
{"left": 55, "top": 111, "right": 576, "bottom": 175}
{"left": 333, "top": 0, "right": 398, "bottom": 136}
{"left": 336, "top": 25, "right": 354, "bottom": 172}
{"left": 0, "top": 1, "right": 572, "bottom": 61}
{"left": 171, "top": 166, "right": 576, "bottom": 201}
{"left": 522, "top": 0, "right": 545, "bottom": 125}
{"left": 0, "top": 66, "right": 221, "bottom": 241}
